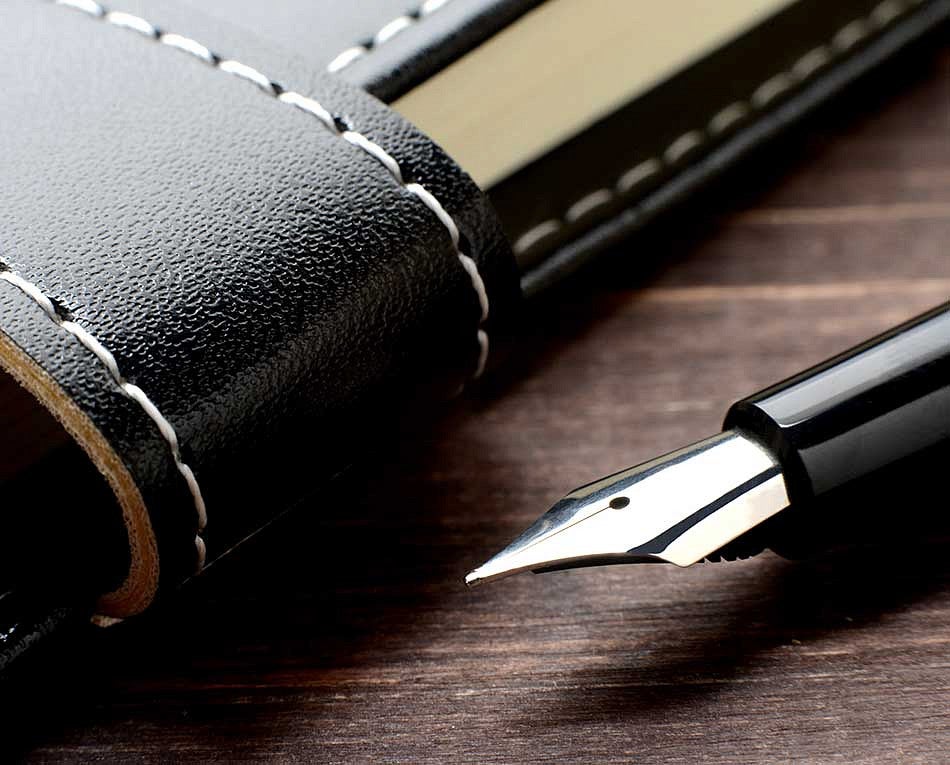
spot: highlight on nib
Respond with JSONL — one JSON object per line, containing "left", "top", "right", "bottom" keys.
{"left": 465, "top": 430, "right": 790, "bottom": 586}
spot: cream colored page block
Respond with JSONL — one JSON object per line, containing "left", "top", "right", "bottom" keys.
{"left": 394, "top": 0, "right": 793, "bottom": 188}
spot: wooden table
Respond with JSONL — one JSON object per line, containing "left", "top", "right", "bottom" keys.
{"left": 12, "top": 45, "right": 950, "bottom": 765}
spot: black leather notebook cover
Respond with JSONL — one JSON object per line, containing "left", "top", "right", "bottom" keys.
{"left": 0, "top": 0, "right": 946, "bottom": 626}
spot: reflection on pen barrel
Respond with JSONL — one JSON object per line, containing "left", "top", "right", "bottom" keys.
{"left": 725, "top": 302, "right": 950, "bottom": 559}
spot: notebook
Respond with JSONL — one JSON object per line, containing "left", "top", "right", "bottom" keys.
{"left": 0, "top": 0, "right": 945, "bottom": 662}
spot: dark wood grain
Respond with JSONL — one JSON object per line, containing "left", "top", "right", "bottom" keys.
{"left": 10, "top": 46, "right": 950, "bottom": 765}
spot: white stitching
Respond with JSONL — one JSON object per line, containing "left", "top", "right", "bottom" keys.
{"left": 565, "top": 190, "right": 613, "bottom": 224}
{"left": 708, "top": 102, "right": 750, "bottom": 136}
{"left": 663, "top": 130, "right": 704, "bottom": 165}
{"left": 512, "top": 220, "right": 561, "bottom": 255}
{"left": 512, "top": 0, "right": 917, "bottom": 257}
{"left": 55, "top": 2, "right": 490, "bottom": 347}
{"left": 44, "top": 0, "right": 493, "bottom": 567}
{"left": 0, "top": 266, "right": 208, "bottom": 566}
{"left": 218, "top": 60, "right": 279, "bottom": 96}
{"left": 160, "top": 33, "right": 214, "bottom": 65}
{"left": 375, "top": 16, "right": 415, "bottom": 45}
{"left": 791, "top": 46, "right": 831, "bottom": 80}
{"left": 342, "top": 130, "right": 405, "bottom": 181}
{"left": 616, "top": 159, "right": 663, "bottom": 194}
{"left": 277, "top": 91, "right": 337, "bottom": 132}
{"left": 325, "top": 47, "right": 365, "bottom": 73}
{"left": 751, "top": 72, "right": 793, "bottom": 108}
{"left": 326, "top": 0, "right": 453, "bottom": 73}
{"left": 57, "top": 0, "right": 102, "bottom": 15}
{"left": 872, "top": 0, "right": 904, "bottom": 25}
{"left": 833, "top": 19, "right": 871, "bottom": 52}
{"left": 104, "top": 10, "right": 156, "bottom": 36}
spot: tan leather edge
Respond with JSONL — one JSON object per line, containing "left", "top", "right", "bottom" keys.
{"left": 0, "top": 329, "right": 159, "bottom": 618}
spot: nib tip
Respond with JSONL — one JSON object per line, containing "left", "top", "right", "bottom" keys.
{"left": 464, "top": 555, "right": 528, "bottom": 587}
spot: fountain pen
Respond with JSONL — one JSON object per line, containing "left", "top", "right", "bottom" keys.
{"left": 467, "top": 301, "right": 950, "bottom": 586}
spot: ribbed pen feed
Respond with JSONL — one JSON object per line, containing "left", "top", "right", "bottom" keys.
{"left": 465, "top": 430, "right": 790, "bottom": 586}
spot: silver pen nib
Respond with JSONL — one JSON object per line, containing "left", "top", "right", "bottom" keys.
{"left": 465, "top": 429, "right": 789, "bottom": 586}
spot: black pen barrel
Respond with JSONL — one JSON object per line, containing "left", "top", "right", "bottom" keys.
{"left": 726, "top": 302, "right": 950, "bottom": 503}
{"left": 723, "top": 302, "right": 950, "bottom": 555}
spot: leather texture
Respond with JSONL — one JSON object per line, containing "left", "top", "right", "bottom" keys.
{"left": 178, "top": 0, "right": 950, "bottom": 293}
{"left": 0, "top": 0, "right": 518, "bottom": 616}
{"left": 176, "top": 0, "right": 545, "bottom": 101}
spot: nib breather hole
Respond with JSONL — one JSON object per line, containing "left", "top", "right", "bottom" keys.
{"left": 609, "top": 496, "right": 630, "bottom": 509}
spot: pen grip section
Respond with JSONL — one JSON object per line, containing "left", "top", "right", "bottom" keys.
{"left": 725, "top": 303, "right": 950, "bottom": 506}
